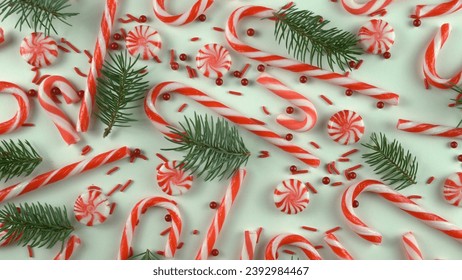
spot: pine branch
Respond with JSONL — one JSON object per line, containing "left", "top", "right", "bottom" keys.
{"left": 0, "top": 202, "right": 74, "bottom": 248}
{"left": 451, "top": 85, "right": 462, "bottom": 128}
{"left": 361, "top": 133, "right": 418, "bottom": 190}
{"left": 163, "top": 114, "right": 251, "bottom": 181}
{"left": 0, "top": 139, "right": 42, "bottom": 182}
{"left": 129, "top": 249, "right": 161, "bottom": 260}
{"left": 273, "top": 5, "right": 362, "bottom": 72}
{"left": 0, "top": 0, "right": 79, "bottom": 36}
{"left": 96, "top": 51, "right": 149, "bottom": 138}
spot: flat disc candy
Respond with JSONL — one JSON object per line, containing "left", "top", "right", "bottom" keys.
{"left": 156, "top": 160, "right": 193, "bottom": 196}
{"left": 20, "top": 32, "right": 58, "bottom": 67}
{"left": 74, "top": 187, "right": 111, "bottom": 226}
{"left": 358, "top": 19, "right": 395, "bottom": 55}
{"left": 273, "top": 179, "right": 309, "bottom": 214}
{"left": 196, "top": 43, "right": 232, "bottom": 78}
{"left": 327, "top": 110, "right": 365, "bottom": 145}
{"left": 443, "top": 172, "right": 462, "bottom": 207}
{"left": 125, "top": 25, "right": 162, "bottom": 60}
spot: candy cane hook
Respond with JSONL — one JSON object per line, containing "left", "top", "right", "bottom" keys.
{"left": 0, "top": 82, "right": 30, "bottom": 135}
{"left": 341, "top": 179, "right": 462, "bottom": 244}
{"left": 323, "top": 233, "right": 354, "bottom": 260}
{"left": 340, "top": 0, "right": 393, "bottom": 16}
{"left": 144, "top": 82, "right": 320, "bottom": 167}
{"left": 38, "top": 76, "right": 81, "bottom": 145}
{"left": 256, "top": 72, "right": 317, "bottom": 132}
{"left": 118, "top": 196, "right": 182, "bottom": 260}
{"left": 265, "top": 233, "right": 322, "bottom": 260}
{"left": 153, "top": 0, "right": 214, "bottom": 26}
{"left": 225, "top": 5, "right": 399, "bottom": 105}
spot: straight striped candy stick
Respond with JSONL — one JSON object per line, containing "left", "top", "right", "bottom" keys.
{"left": 414, "top": 0, "right": 462, "bottom": 19}
{"left": 402, "top": 232, "right": 423, "bottom": 260}
{"left": 397, "top": 119, "right": 462, "bottom": 139}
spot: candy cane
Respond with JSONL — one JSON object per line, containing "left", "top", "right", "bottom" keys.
{"left": 240, "top": 228, "right": 262, "bottom": 260}
{"left": 77, "top": 0, "right": 118, "bottom": 132}
{"left": 265, "top": 234, "right": 322, "bottom": 260}
{"left": 152, "top": 0, "right": 214, "bottom": 26}
{"left": 195, "top": 169, "right": 246, "bottom": 260}
{"left": 53, "top": 235, "right": 81, "bottom": 260}
{"left": 414, "top": 0, "right": 462, "bottom": 19}
{"left": 397, "top": 119, "right": 462, "bottom": 139}
{"left": 256, "top": 72, "right": 317, "bottom": 132}
{"left": 225, "top": 5, "right": 399, "bottom": 105}
{"left": 423, "top": 23, "right": 462, "bottom": 89}
{"left": 323, "top": 233, "right": 354, "bottom": 260}
{"left": 0, "top": 147, "right": 130, "bottom": 204}
{"left": 401, "top": 232, "right": 423, "bottom": 260}
{"left": 340, "top": 0, "right": 393, "bottom": 16}
{"left": 341, "top": 179, "right": 462, "bottom": 244}
{"left": 38, "top": 76, "right": 80, "bottom": 145}
{"left": 118, "top": 196, "right": 182, "bottom": 260}
{"left": 0, "top": 82, "right": 30, "bottom": 135}
{"left": 145, "top": 82, "right": 320, "bottom": 167}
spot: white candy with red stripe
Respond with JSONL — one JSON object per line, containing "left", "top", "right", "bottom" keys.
{"left": 358, "top": 19, "right": 395, "bottom": 55}
{"left": 126, "top": 25, "right": 162, "bottom": 61}
{"left": 273, "top": 179, "right": 309, "bottom": 215}
{"left": 74, "top": 187, "right": 111, "bottom": 226}
{"left": 156, "top": 160, "right": 193, "bottom": 196}
{"left": 443, "top": 172, "right": 462, "bottom": 207}
{"left": 240, "top": 228, "right": 262, "bottom": 260}
{"left": 0, "top": 82, "right": 30, "bottom": 135}
{"left": 196, "top": 44, "right": 232, "bottom": 79}
{"left": 20, "top": 32, "right": 58, "bottom": 67}
{"left": 265, "top": 234, "right": 322, "bottom": 260}
{"left": 401, "top": 232, "right": 423, "bottom": 260}
{"left": 327, "top": 110, "right": 365, "bottom": 145}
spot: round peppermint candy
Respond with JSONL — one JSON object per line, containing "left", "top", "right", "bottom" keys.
{"left": 74, "top": 187, "right": 111, "bottom": 226}
{"left": 196, "top": 43, "right": 232, "bottom": 79}
{"left": 156, "top": 160, "right": 193, "bottom": 196}
{"left": 443, "top": 172, "right": 462, "bottom": 207}
{"left": 327, "top": 110, "right": 365, "bottom": 145}
{"left": 125, "top": 25, "right": 162, "bottom": 60}
{"left": 20, "top": 32, "right": 59, "bottom": 67}
{"left": 358, "top": 19, "right": 395, "bottom": 55}
{"left": 273, "top": 179, "right": 309, "bottom": 214}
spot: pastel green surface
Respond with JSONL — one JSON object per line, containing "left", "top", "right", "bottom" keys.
{"left": 0, "top": 0, "right": 462, "bottom": 260}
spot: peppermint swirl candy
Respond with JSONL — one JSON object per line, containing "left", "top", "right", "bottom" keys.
{"left": 74, "top": 187, "right": 111, "bottom": 226}
{"left": 273, "top": 179, "right": 309, "bottom": 214}
{"left": 20, "top": 32, "right": 59, "bottom": 67}
{"left": 125, "top": 25, "right": 162, "bottom": 60}
{"left": 358, "top": 19, "right": 395, "bottom": 55}
{"left": 327, "top": 110, "right": 365, "bottom": 145}
{"left": 156, "top": 161, "right": 193, "bottom": 196}
{"left": 196, "top": 43, "right": 232, "bottom": 78}
{"left": 443, "top": 172, "right": 462, "bottom": 207}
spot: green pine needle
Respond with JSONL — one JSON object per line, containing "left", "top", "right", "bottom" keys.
{"left": 362, "top": 133, "right": 418, "bottom": 190}
{"left": 129, "top": 249, "right": 161, "bottom": 260}
{"left": 0, "top": 0, "right": 79, "bottom": 36}
{"left": 273, "top": 5, "right": 362, "bottom": 71}
{"left": 0, "top": 139, "right": 42, "bottom": 182}
{"left": 96, "top": 51, "right": 149, "bottom": 138}
{"left": 0, "top": 202, "right": 74, "bottom": 248}
{"left": 451, "top": 85, "right": 462, "bottom": 128}
{"left": 164, "top": 114, "right": 251, "bottom": 181}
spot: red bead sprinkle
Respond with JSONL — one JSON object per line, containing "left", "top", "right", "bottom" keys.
{"left": 246, "top": 28, "right": 255, "bottom": 36}
{"left": 198, "top": 14, "right": 207, "bottom": 22}
{"left": 209, "top": 201, "right": 218, "bottom": 209}
{"left": 457, "top": 155, "right": 462, "bottom": 162}
{"left": 353, "top": 200, "right": 359, "bottom": 208}
{"left": 289, "top": 165, "right": 297, "bottom": 172}
{"left": 170, "top": 62, "right": 179, "bottom": 70}
{"left": 348, "top": 61, "right": 356, "bottom": 68}
{"left": 285, "top": 133, "right": 293, "bottom": 141}
{"left": 257, "top": 64, "right": 265, "bottom": 72}
{"left": 211, "top": 249, "right": 219, "bottom": 256}
{"left": 27, "top": 89, "right": 37, "bottom": 97}
{"left": 376, "top": 101, "right": 385, "bottom": 109}
{"left": 286, "top": 106, "right": 294, "bottom": 114}
{"left": 450, "top": 141, "right": 458, "bottom": 148}
{"left": 383, "top": 52, "right": 391, "bottom": 59}
{"left": 413, "top": 19, "right": 421, "bottom": 27}
{"left": 347, "top": 172, "right": 357, "bottom": 180}
{"left": 241, "top": 78, "right": 249, "bottom": 86}
{"left": 139, "top": 15, "right": 147, "bottom": 23}
{"left": 299, "top": 76, "right": 308, "bottom": 83}
{"left": 215, "top": 78, "right": 223, "bottom": 86}
{"left": 51, "top": 87, "right": 61, "bottom": 95}
{"left": 345, "top": 89, "right": 353, "bottom": 96}
{"left": 233, "top": 70, "right": 241, "bottom": 78}
{"left": 113, "top": 33, "right": 122, "bottom": 40}
{"left": 179, "top": 53, "right": 188, "bottom": 61}
{"left": 110, "top": 42, "right": 119, "bottom": 50}
{"left": 192, "top": 230, "right": 199, "bottom": 235}
{"left": 165, "top": 214, "right": 172, "bottom": 222}
{"left": 78, "top": 90, "right": 84, "bottom": 98}
{"left": 133, "top": 148, "right": 141, "bottom": 156}
{"left": 322, "top": 177, "right": 330, "bottom": 185}
{"left": 162, "top": 93, "right": 171, "bottom": 100}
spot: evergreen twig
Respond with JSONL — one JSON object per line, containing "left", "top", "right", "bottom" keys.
{"left": 129, "top": 249, "right": 161, "bottom": 260}
{"left": 273, "top": 5, "right": 362, "bottom": 71}
{"left": 96, "top": 51, "right": 149, "bottom": 138}
{"left": 0, "top": 139, "right": 42, "bottom": 182}
{"left": 0, "top": 202, "right": 74, "bottom": 248}
{"left": 0, "top": 0, "right": 79, "bottom": 36}
{"left": 451, "top": 85, "right": 462, "bottom": 128}
{"left": 362, "top": 133, "right": 418, "bottom": 190}
{"left": 164, "top": 114, "right": 251, "bottom": 181}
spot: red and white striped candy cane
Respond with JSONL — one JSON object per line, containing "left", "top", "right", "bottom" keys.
{"left": 340, "top": 0, "right": 393, "bottom": 16}
{"left": 265, "top": 234, "right": 322, "bottom": 260}
{"left": 38, "top": 76, "right": 80, "bottom": 145}
{"left": 0, "top": 147, "right": 130, "bottom": 204}
{"left": 414, "top": 0, "right": 462, "bottom": 19}
{"left": 77, "top": 0, "right": 118, "bottom": 132}
{"left": 240, "top": 228, "right": 262, "bottom": 260}
{"left": 225, "top": 5, "right": 399, "bottom": 105}
{"left": 397, "top": 119, "right": 462, "bottom": 139}
{"left": 118, "top": 196, "right": 182, "bottom": 260}
{"left": 323, "top": 233, "right": 354, "bottom": 260}
{"left": 401, "top": 232, "right": 423, "bottom": 260}
{"left": 341, "top": 179, "right": 462, "bottom": 244}
{"left": 195, "top": 169, "right": 246, "bottom": 260}
{"left": 256, "top": 72, "right": 317, "bottom": 132}
{"left": 145, "top": 82, "right": 320, "bottom": 167}
{"left": 53, "top": 235, "right": 81, "bottom": 260}
{"left": 423, "top": 23, "right": 462, "bottom": 89}
{"left": 153, "top": 0, "right": 214, "bottom": 26}
{"left": 0, "top": 82, "right": 30, "bottom": 135}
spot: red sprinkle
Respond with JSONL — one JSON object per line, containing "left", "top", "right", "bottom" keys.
{"left": 326, "top": 163, "right": 333, "bottom": 174}
{"left": 106, "top": 166, "right": 120, "bottom": 175}
{"left": 109, "top": 202, "right": 116, "bottom": 215}
{"left": 178, "top": 103, "right": 188, "bottom": 112}
{"left": 118, "top": 13, "right": 141, "bottom": 23}
{"left": 368, "top": 8, "right": 387, "bottom": 17}
{"left": 325, "top": 226, "right": 341, "bottom": 235}
{"left": 21, "top": 123, "right": 35, "bottom": 127}
{"left": 281, "top": 1, "right": 294, "bottom": 9}
{"left": 192, "top": 230, "right": 200, "bottom": 235}
{"left": 84, "top": 50, "right": 93, "bottom": 63}
{"left": 213, "top": 27, "right": 224, "bottom": 32}
{"left": 341, "top": 149, "right": 359, "bottom": 158}
{"left": 156, "top": 153, "right": 169, "bottom": 162}
{"left": 407, "top": 195, "right": 422, "bottom": 200}
{"left": 57, "top": 45, "right": 70, "bottom": 53}
{"left": 424, "top": 78, "right": 430, "bottom": 90}
{"left": 74, "top": 67, "right": 87, "bottom": 77}
{"left": 186, "top": 65, "right": 194, "bottom": 78}
{"left": 345, "top": 164, "right": 362, "bottom": 173}
{"left": 331, "top": 162, "right": 340, "bottom": 175}
{"left": 309, "top": 141, "right": 320, "bottom": 149}
{"left": 291, "top": 169, "right": 308, "bottom": 175}
{"left": 60, "top": 38, "right": 81, "bottom": 53}
{"left": 120, "top": 179, "right": 133, "bottom": 192}
{"left": 354, "top": 59, "right": 363, "bottom": 69}
{"left": 301, "top": 226, "right": 318, "bottom": 232}
{"left": 160, "top": 227, "right": 171, "bottom": 236}
{"left": 177, "top": 242, "right": 184, "bottom": 249}
{"left": 305, "top": 182, "right": 317, "bottom": 194}
{"left": 31, "top": 68, "right": 40, "bottom": 83}
{"left": 107, "top": 184, "right": 122, "bottom": 197}
{"left": 190, "top": 37, "right": 200, "bottom": 41}
{"left": 81, "top": 145, "right": 92, "bottom": 155}
{"left": 283, "top": 249, "right": 295, "bottom": 255}
{"left": 331, "top": 182, "right": 343, "bottom": 187}
{"left": 120, "top": 28, "right": 127, "bottom": 39}
{"left": 228, "top": 90, "right": 242, "bottom": 96}
{"left": 240, "top": 63, "right": 250, "bottom": 77}
{"left": 156, "top": 251, "right": 165, "bottom": 256}
{"left": 343, "top": 71, "right": 350, "bottom": 77}
{"left": 314, "top": 245, "right": 324, "bottom": 250}
{"left": 258, "top": 150, "right": 270, "bottom": 158}
{"left": 338, "top": 157, "right": 350, "bottom": 162}
{"left": 320, "top": 94, "right": 333, "bottom": 105}
{"left": 262, "top": 106, "right": 271, "bottom": 115}
{"left": 35, "top": 75, "right": 51, "bottom": 85}
{"left": 170, "top": 49, "right": 176, "bottom": 64}
{"left": 27, "top": 245, "right": 34, "bottom": 258}
{"left": 426, "top": 176, "right": 435, "bottom": 184}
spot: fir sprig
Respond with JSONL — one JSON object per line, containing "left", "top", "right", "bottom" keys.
{"left": 129, "top": 249, "right": 161, "bottom": 260}
{"left": 362, "top": 133, "right": 418, "bottom": 190}
{"left": 96, "top": 51, "right": 149, "bottom": 138}
{"left": 0, "top": 139, "right": 42, "bottom": 182}
{"left": 0, "top": 0, "right": 79, "bottom": 36}
{"left": 451, "top": 85, "right": 462, "bottom": 127}
{"left": 0, "top": 203, "right": 74, "bottom": 248}
{"left": 273, "top": 6, "right": 362, "bottom": 71}
{"left": 164, "top": 114, "right": 251, "bottom": 181}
